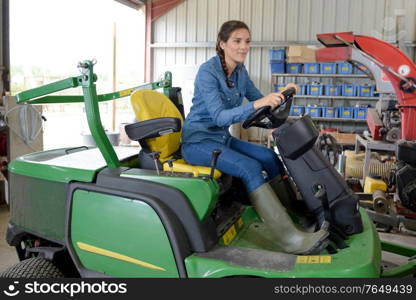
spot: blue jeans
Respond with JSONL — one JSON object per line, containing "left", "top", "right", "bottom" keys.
{"left": 181, "top": 137, "right": 283, "bottom": 193}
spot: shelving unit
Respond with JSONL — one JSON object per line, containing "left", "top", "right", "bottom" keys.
{"left": 272, "top": 73, "right": 369, "bottom": 78}
{"left": 272, "top": 71, "right": 377, "bottom": 133}
{"left": 289, "top": 116, "right": 367, "bottom": 123}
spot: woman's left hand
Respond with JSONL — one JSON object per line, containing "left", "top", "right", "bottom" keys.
{"left": 284, "top": 83, "right": 299, "bottom": 94}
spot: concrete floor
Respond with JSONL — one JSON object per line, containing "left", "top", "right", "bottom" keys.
{"left": 0, "top": 204, "right": 415, "bottom": 275}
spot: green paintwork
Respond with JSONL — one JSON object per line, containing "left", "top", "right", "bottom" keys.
{"left": 185, "top": 207, "right": 381, "bottom": 278}
{"left": 121, "top": 171, "right": 219, "bottom": 220}
{"left": 381, "top": 260, "right": 416, "bottom": 278}
{"left": 70, "top": 190, "right": 179, "bottom": 277}
{"left": 16, "top": 76, "right": 83, "bottom": 103}
{"left": 380, "top": 240, "right": 416, "bottom": 277}
{"left": 381, "top": 240, "right": 416, "bottom": 257}
{"left": 15, "top": 60, "right": 172, "bottom": 170}
{"left": 80, "top": 61, "right": 120, "bottom": 169}
{"left": 9, "top": 148, "right": 102, "bottom": 183}
{"left": 9, "top": 158, "right": 98, "bottom": 183}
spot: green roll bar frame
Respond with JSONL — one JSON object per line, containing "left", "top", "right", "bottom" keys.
{"left": 16, "top": 60, "right": 172, "bottom": 169}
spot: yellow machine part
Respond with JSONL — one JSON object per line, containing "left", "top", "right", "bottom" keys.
{"left": 363, "top": 176, "right": 387, "bottom": 194}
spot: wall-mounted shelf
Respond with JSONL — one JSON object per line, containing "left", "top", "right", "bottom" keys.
{"left": 294, "top": 95, "right": 378, "bottom": 101}
{"left": 272, "top": 73, "right": 370, "bottom": 78}
{"left": 289, "top": 116, "right": 367, "bottom": 123}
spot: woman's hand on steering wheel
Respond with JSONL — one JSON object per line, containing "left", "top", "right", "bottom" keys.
{"left": 253, "top": 83, "right": 299, "bottom": 110}
{"left": 253, "top": 93, "right": 284, "bottom": 110}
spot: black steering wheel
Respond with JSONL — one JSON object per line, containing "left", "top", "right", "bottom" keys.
{"left": 242, "top": 87, "right": 296, "bottom": 129}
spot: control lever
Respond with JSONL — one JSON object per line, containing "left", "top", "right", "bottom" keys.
{"left": 149, "top": 152, "right": 161, "bottom": 175}
{"left": 210, "top": 149, "right": 222, "bottom": 179}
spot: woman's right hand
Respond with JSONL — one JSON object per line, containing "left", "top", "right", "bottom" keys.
{"left": 253, "top": 93, "right": 285, "bottom": 110}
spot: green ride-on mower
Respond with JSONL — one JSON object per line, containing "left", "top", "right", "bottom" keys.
{"left": 2, "top": 60, "right": 416, "bottom": 278}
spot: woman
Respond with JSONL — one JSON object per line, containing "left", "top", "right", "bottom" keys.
{"left": 181, "top": 20, "right": 328, "bottom": 254}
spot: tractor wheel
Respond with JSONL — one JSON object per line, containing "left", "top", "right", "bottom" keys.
{"left": 0, "top": 257, "right": 64, "bottom": 278}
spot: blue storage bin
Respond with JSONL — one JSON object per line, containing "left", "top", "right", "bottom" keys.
{"left": 337, "top": 62, "right": 353, "bottom": 74}
{"left": 273, "top": 84, "right": 286, "bottom": 93}
{"left": 338, "top": 107, "right": 354, "bottom": 119}
{"left": 354, "top": 107, "right": 368, "bottom": 119}
{"left": 358, "top": 85, "right": 374, "bottom": 97}
{"left": 309, "top": 83, "right": 324, "bottom": 96}
{"left": 354, "top": 63, "right": 369, "bottom": 74}
{"left": 270, "top": 61, "right": 285, "bottom": 73}
{"left": 320, "top": 63, "right": 337, "bottom": 74}
{"left": 323, "top": 107, "right": 337, "bottom": 118}
{"left": 304, "top": 63, "right": 320, "bottom": 74}
{"left": 286, "top": 63, "right": 303, "bottom": 74}
{"left": 324, "top": 84, "right": 341, "bottom": 96}
{"left": 297, "top": 84, "right": 307, "bottom": 95}
{"left": 305, "top": 106, "right": 322, "bottom": 117}
{"left": 290, "top": 105, "right": 305, "bottom": 116}
{"left": 269, "top": 49, "right": 286, "bottom": 61}
{"left": 342, "top": 84, "right": 357, "bottom": 97}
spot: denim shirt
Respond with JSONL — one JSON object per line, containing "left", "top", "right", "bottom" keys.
{"left": 182, "top": 56, "right": 263, "bottom": 145}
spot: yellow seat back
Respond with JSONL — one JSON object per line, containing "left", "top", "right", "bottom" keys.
{"left": 130, "top": 89, "right": 221, "bottom": 179}
{"left": 130, "top": 90, "right": 183, "bottom": 160}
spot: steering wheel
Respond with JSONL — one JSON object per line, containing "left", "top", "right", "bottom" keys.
{"left": 242, "top": 87, "right": 296, "bottom": 129}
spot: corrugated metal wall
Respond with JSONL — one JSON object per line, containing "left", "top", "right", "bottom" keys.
{"left": 151, "top": 0, "right": 416, "bottom": 113}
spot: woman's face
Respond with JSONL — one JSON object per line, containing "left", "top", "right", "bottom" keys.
{"left": 220, "top": 28, "right": 251, "bottom": 65}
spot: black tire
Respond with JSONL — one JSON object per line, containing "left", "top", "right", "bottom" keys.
{"left": 0, "top": 257, "right": 64, "bottom": 278}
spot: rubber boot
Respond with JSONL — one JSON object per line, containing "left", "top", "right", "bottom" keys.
{"left": 268, "top": 175, "right": 319, "bottom": 230}
{"left": 268, "top": 175, "right": 307, "bottom": 215}
{"left": 249, "top": 183, "right": 329, "bottom": 254}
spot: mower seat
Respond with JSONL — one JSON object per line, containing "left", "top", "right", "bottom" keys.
{"left": 127, "top": 89, "right": 221, "bottom": 179}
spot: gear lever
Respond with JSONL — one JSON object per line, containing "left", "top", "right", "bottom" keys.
{"left": 149, "top": 152, "right": 161, "bottom": 175}
{"left": 210, "top": 149, "right": 222, "bottom": 179}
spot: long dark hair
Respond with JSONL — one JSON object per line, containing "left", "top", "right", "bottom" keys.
{"left": 216, "top": 20, "right": 250, "bottom": 88}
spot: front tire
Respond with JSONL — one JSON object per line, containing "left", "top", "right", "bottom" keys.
{"left": 0, "top": 257, "right": 64, "bottom": 278}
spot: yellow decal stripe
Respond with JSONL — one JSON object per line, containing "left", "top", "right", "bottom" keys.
{"left": 296, "top": 256, "right": 332, "bottom": 264}
{"left": 77, "top": 242, "right": 166, "bottom": 271}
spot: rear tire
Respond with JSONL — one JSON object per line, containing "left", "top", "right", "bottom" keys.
{"left": 0, "top": 257, "right": 64, "bottom": 278}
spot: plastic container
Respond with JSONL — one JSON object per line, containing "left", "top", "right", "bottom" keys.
{"left": 338, "top": 107, "right": 354, "bottom": 119}
{"left": 273, "top": 84, "right": 286, "bottom": 93}
{"left": 337, "top": 62, "right": 353, "bottom": 74}
{"left": 324, "top": 84, "right": 341, "bottom": 96}
{"left": 342, "top": 84, "right": 357, "bottom": 97}
{"left": 305, "top": 106, "right": 322, "bottom": 117}
{"left": 364, "top": 176, "right": 387, "bottom": 194}
{"left": 309, "top": 83, "right": 324, "bottom": 96}
{"left": 354, "top": 107, "right": 368, "bottom": 119}
{"left": 289, "top": 105, "right": 305, "bottom": 116}
{"left": 320, "top": 63, "right": 337, "bottom": 74}
{"left": 304, "top": 63, "right": 320, "bottom": 74}
{"left": 297, "top": 84, "right": 307, "bottom": 95}
{"left": 269, "top": 49, "right": 286, "bottom": 61}
{"left": 322, "top": 107, "right": 337, "bottom": 118}
{"left": 358, "top": 85, "right": 374, "bottom": 97}
{"left": 286, "top": 63, "right": 303, "bottom": 74}
{"left": 354, "top": 63, "right": 369, "bottom": 74}
{"left": 270, "top": 61, "right": 285, "bottom": 73}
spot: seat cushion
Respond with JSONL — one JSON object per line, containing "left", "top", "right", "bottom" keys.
{"left": 161, "top": 158, "right": 221, "bottom": 180}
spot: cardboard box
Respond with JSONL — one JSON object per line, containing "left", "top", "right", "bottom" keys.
{"left": 322, "top": 131, "right": 357, "bottom": 145}
{"left": 287, "top": 45, "right": 317, "bottom": 63}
